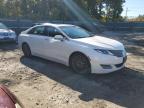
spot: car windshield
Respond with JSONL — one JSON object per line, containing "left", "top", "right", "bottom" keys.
{"left": 60, "top": 26, "right": 95, "bottom": 39}
{"left": 0, "top": 23, "right": 8, "bottom": 29}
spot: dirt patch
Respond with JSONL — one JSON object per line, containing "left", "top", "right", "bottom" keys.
{"left": 0, "top": 32, "right": 144, "bottom": 108}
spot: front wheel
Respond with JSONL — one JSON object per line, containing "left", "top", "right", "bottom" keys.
{"left": 70, "top": 53, "right": 91, "bottom": 74}
{"left": 22, "top": 43, "right": 32, "bottom": 57}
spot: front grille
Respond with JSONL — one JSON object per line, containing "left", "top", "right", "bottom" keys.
{"left": 109, "top": 50, "right": 123, "bottom": 57}
{"left": 0, "top": 33, "right": 11, "bottom": 36}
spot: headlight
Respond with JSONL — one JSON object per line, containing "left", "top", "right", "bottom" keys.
{"left": 10, "top": 32, "right": 16, "bottom": 37}
{"left": 94, "top": 49, "right": 112, "bottom": 55}
{"left": 94, "top": 49, "right": 123, "bottom": 57}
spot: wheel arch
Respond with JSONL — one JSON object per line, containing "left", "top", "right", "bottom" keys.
{"left": 69, "top": 51, "right": 91, "bottom": 66}
{"left": 21, "top": 42, "right": 31, "bottom": 52}
{"left": 21, "top": 42, "right": 31, "bottom": 49}
{"left": 22, "top": 42, "right": 28, "bottom": 46}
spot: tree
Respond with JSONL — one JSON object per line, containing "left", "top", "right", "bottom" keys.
{"left": 4, "top": 0, "right": 21, "bottom": 18}
{"left": 74, "top": 0, "right": 125, "bottom": 22}
{"left": 105, "top": 0, "right": 125, "bottom": 22}
{"left": 0, "top": 0, "right": 5, "bottom": 18}
{"left": 0, "top": 0, "right": 125, "bottom": 22}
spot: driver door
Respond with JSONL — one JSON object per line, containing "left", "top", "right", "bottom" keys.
{"left": 44, "top": 26, "right": 70, "bottom": 64}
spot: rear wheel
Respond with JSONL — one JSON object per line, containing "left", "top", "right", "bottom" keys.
{"left": 70, "top": 53, "right": 91, "bottom": 74}
{"left": 22, "top": 43, "right": 31, "bottom": 57}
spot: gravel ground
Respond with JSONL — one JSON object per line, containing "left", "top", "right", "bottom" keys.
{"left": 0, "top": 32, "right": 144, "bottom": 108}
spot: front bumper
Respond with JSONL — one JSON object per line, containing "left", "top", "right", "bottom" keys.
{"left": 0, "top": 37, "right": 16, "bottom": 42}
{"left": 90, "top": 56, "right": 127, "bottom": 74}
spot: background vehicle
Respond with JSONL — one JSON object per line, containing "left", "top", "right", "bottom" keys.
{"left": 0, "top": 23, "right": 17, "bottom": 42}
{"left": 18, "top": 23, "right": 127, "bottom": 74}
{"left": 0, "top": 85, "right": 24, "bottom": 108}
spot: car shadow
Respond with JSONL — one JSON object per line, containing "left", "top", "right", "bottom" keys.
{"left": 20, "top": 56, "right": 144, "bottom": 108}
{"left": 0, "top": 42, "right": 18, "bottom": 51}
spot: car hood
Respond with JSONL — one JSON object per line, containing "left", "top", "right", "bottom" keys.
{"left": 0, "top": 29, "right": 9, "bottom": 32}
{"left": 0, "top": 29, "right": 14, "bottom": 33}
{"left": 73, "top": 35, "right": 124, "bottom": 50}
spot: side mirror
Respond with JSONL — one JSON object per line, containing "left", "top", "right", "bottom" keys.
{"left": 54, "top": 35, "right": 64, "bottom": 41}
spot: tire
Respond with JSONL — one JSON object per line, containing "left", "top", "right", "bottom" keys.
{"left": 22, "top": 43, "right": 32, "bottom": 57}
{"left": 70, "top": 53, "right": 91, "bottom": 74}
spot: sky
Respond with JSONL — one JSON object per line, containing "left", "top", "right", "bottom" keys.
{"left": 121, "top": 0, "right": 144, "bottom": 18}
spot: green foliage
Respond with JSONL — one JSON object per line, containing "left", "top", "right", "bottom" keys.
{"left": 0, "top": 0, "right": 125, "bottom": 22}
{"left": 74, "top": 0, "right": 125, "bottom": 22}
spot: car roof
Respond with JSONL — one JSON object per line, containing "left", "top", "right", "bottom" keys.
{"left": 41, "top": 23, "right": 75, "bottom": 27}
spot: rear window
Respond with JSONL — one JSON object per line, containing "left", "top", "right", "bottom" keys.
{"left": 28, "top": 26, "right": 46, "bottom": 36}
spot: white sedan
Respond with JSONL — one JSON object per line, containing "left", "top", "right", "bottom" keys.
{"left": 18, "top": 23, "right": 127, "bottom": 74}
{"left": 0, "top": 23, "right": 17, "bottom": 42}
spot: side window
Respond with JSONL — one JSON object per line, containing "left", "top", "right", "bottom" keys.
{"left": 46, "top": 27, "right": 62, "bottom": 37}
{"left": 28, "top": 26, "right": 46, "bottom": 36}
{"left": 27, "top": 28, "right": 35, "bottom": 34}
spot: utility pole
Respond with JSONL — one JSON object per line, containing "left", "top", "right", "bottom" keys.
{"left": 125, "top": 8, "right": 130, "bottom": 20}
